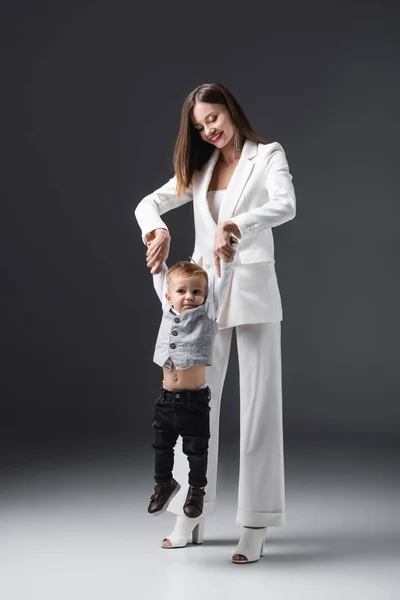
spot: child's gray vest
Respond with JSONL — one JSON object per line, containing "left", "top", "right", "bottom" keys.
{"left": 153, "top": 302, "right": 218, "bottom": 370}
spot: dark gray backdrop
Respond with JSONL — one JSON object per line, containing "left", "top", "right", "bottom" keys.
{"left": 2, "top": 1, "right": 399, "bottom": 467}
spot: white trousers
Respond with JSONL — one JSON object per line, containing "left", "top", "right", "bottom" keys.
{"left": 168, "top": 322, "right": 285, "bottom": 527}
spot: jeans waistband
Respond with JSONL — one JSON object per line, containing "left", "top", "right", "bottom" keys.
{"left": 160, "top": 386, "right": 211, "bottom": 402}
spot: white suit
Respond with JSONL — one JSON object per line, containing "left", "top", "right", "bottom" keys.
{"left": 135, "top": 140, "right": 296, "bottom": 526}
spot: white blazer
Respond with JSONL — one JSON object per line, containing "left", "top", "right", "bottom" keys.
{"left": 134, "top": 140, "right": 296, "bottom": 328}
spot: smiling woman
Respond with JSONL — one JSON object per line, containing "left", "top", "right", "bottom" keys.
{"left": 134, "top": 82, "right": 296, "bottom": 563}
{"left": 173, "top": 83, "right": 266, "bottom": 198}
{"left": 192, "top": 106, "right": 232, "bottom": 143}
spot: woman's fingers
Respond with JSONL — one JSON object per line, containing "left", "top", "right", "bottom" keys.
{"left": 214, "top": 236, "right": 235, "bottom": 255}
{"left": 146, "top": 242, "right": 161, "bottom": 259}
{"left": 146, "top": 247, "right": 160, "bottom": 263}
{"left": 214, "top": 244, "right": 236, "bottom": 259}
{"left": 146, "top": 250, "right": 165, "bottom": 267}
{"left": 215, "top": 249, "right": 233, "bottom": 262}
{"left": 146, "top": 238, "right": 164, "bottom": 258}
{"left": 150, "top": 259, "right": 164, "bottom": 275}
{"left": 214, "top": 256, "right": 221, "bottom": 278}
{"left": 213, "top": 222, "right": 237, "bottom": 272}
{"left": 146, "top": 236, "right": 170, "bottom": 269}
{"left": 213, "top": 244, "right": 236, "bottom": 277}
{"left": 222, "top": 246, "right": 236, "bottom": 258}
{"left": 147, "top": 256, "right": 165, "bottom": 270}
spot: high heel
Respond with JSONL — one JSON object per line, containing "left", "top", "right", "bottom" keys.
{"left": 231, "top": 527, "right": 267, "bottom": 564}
{"left": 192, "top": 519, "right": 205, "bottom": 544}
{"left": 161, "top": 514, "right": 205, "bottom": 549}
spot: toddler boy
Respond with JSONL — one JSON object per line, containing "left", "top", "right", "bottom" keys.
{"left": 147, "top": 251, "right": 235, "bottom": 519}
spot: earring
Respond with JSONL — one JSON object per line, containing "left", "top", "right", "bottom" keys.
{"left": 233, "top": 127, "right": 241, "bottom": 158}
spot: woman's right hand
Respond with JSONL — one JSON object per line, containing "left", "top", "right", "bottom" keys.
{"left": 213, "top": 220, "right": 240, "bottom": 277}
{"left": 145, "top": 228, "right": 171, "bottom": 274}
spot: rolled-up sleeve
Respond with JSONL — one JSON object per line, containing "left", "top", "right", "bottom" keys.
{"left": 134, "top": 176, "right": 193, "bottom": 244}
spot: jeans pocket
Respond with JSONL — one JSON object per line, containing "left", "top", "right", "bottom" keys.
{"left": 191, "top": 400, "right": 210, "bottom": 413}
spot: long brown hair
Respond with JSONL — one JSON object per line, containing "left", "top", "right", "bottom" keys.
{"left": 173, "top": 83, "right": 266, "bottom": 196}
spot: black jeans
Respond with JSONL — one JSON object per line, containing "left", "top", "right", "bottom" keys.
{"left": 152, "top": 386, "right": 211, "bottom": 489}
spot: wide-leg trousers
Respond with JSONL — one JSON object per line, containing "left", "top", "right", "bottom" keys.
{"left": 168, "top": 321, "right": 285, "bottom": 527}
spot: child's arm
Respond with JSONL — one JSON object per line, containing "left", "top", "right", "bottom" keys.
{"left": 152, "top": 262, "right": 168, "bottom": 307}
{"left": 207, "top": 243, "right": 237, "bottom": 320}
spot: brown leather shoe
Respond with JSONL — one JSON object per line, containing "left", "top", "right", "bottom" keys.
{"left": 147, "top": 479, "right": 181, "bottom": 515}
{"left": 183, "top": 486, "right": 205, "bottom": 518}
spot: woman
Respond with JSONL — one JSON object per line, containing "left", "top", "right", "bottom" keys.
{"left": 134, "top": 82, "right": 296, "bottom": 563}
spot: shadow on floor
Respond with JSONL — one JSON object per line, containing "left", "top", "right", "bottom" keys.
{"left": 200, "top": 529, "right": 400, "bottom": 565}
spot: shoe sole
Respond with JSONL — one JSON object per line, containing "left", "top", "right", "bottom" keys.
{"left": 231, "top": 556, "right": 263, "bottom": 564}
{"left": 149, "top": 482, "right": 181, "bottom": 517}
{"left": 231, "top": 549, "right": 264, "bottom": 564}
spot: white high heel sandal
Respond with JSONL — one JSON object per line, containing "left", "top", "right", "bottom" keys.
{"left": 231, "top": 527, "right": 267, "bottom": 564}
{"left": 161, "top": 514, "right": 205, "bottom": 549}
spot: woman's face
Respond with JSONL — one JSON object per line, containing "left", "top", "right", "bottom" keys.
{"left": 191, "top": 102, "right": 235, "bottom": 149}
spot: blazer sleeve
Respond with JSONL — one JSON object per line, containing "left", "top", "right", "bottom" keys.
{"left": 134, "top": 175, "right": 193, "bottom": 244}
{"left": 229, "top": 143, "right": 296, "bottom": 239}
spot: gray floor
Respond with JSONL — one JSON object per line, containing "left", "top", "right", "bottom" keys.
{"left": 1, "top": 448, "right": 399, "bottom": 600}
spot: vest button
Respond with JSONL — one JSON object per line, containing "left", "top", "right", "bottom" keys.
{"left": 169, "top": 343, "right": 176, "bottom": 349}
{"left": 174, "top": 318, "right": 180, "bottom": 323}
{"left": 172, "top": 330, "right": 178, "bottom": 336}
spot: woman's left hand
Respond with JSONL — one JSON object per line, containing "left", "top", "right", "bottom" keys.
{"left": 214, "top": 220, "right": 241, "bottom": 277}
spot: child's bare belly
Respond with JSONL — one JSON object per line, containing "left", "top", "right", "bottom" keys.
{"left": 163, "top": 363, "right": 206, "bottom": 391}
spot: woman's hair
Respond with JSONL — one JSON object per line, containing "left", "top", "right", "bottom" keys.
{"left": 173, "top": 82, "right": 266, "bottom": 196}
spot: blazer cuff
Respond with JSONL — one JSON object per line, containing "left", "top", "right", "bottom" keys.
{"left": 140, "top": 221, "right": 169, "bottom": 245}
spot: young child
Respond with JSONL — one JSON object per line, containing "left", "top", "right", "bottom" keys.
{"left": 147, "top": 250, "right": 235, "bottom": 523}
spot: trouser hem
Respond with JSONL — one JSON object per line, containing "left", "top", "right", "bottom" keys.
{"left": 236, "top": 510, "right": 285, "bottom": 527}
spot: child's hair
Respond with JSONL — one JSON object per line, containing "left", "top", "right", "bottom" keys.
{"left": 167, "top": 261, "right": 209, "bottom": 297}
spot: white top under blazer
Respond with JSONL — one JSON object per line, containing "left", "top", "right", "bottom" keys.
{"left": 207, "top": 189, "right": 226, "bottom": 224}
{"left": 134, "top": 140, "right": 296, "bottom": 328}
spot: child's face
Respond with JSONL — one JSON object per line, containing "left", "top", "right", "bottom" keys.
{"left": 166, "top": 274, "right": 207, "bottom": 312}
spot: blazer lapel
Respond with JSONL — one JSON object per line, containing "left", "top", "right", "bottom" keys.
{"left": 218, "top": 139, "right": 258, "bottom": 223}
{"left": 194, "top": 148, "right": 220, "bottom": 231}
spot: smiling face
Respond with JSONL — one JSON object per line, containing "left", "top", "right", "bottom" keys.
{"left": 166, "top": 273, "right": 207, "bottom": 313}
{"left": 191, "top": 102, "right": 235, "bottom": 150}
